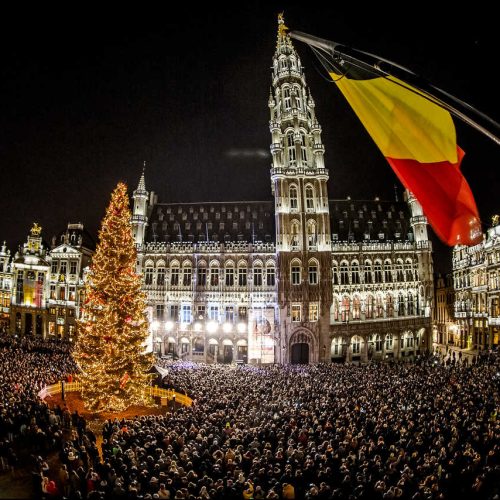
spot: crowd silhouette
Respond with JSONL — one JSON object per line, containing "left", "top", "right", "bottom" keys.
{"left": 0, "top": 335, "right": 498, "bottom": 499}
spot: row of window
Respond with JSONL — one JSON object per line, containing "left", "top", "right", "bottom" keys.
{"left": 333, "top": 259, "right": 416, "bottom": 285}
{"left": 288, "top": 185, "right": 316, "bottom": 211}
{"left": 51, "top": 260, "right": 78, "bottom": 275}
{"left": 331, "top": 333, "right": 419, "bottom": 355}
{"left": 291, "top": 303, "right": 319, "bottom": 322}
{"left": 156, "top": 304, "right": 250, "bottom": 323}
{"left": 144, "top": 265, "right": 276, "bottom": 287}
{"left": 331, "top": 293, "right": 421, "bottom": 321}
{"left": 49, "top": 285, "right": 77, "bottom": 301}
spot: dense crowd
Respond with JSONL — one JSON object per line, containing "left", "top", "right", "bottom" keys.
{"left": 0, "top": 336, "right": 498, "bottom": 499}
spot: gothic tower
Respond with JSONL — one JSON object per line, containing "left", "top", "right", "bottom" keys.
{"left": 270, "top": 14, "right": 332, "bottom": 363}
{"left": 132, "top": 168, "right": 149, "bottom": 246}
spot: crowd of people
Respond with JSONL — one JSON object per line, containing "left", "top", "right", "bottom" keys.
{"left": 0, "top": 334, "right": 498, "bottom": 499}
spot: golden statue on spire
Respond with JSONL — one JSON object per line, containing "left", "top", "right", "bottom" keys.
{"left": 277, "top": 12, "right": 289, "bottom": 38}
{"left": 30, "top": 222, "right": 42, "bottom": 237}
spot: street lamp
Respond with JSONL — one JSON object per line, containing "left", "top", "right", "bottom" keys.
{"left": 223, "top": 322, "right": 233, "bottom": 334}
{"left": 207, "top": 321, "right": 218, "bottom": 334}
{"left": 237, "top": 322, "right": 246, "bottom": 334}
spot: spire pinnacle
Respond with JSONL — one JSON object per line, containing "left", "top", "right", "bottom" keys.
{"left": 137, "top": 165, "right": 146, "bottom": 192}
{"left": 277, "top": 12, "right": 290, "bottom": 48}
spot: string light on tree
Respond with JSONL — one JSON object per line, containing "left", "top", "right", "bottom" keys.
{"left": 74, "top": 182, "right": 153, "bottom": 412}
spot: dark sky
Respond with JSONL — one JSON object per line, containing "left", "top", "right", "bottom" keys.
{"left": 0, "top": 3, "right": 498, "bottom": 272}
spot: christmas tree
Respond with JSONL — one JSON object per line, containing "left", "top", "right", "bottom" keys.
{"left": 74, "top": 182, "right": 153, "bottom": 412}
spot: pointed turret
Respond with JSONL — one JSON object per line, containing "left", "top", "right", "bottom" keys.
{"left": 131, "top": 164, "right": 149, "bottom": 246}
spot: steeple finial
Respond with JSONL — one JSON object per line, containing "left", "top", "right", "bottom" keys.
{"left": 137, "top": 165, "right": 146, "bottom": 192}
{"left": 277, "top": 12, "right": 289, "bottom": 47}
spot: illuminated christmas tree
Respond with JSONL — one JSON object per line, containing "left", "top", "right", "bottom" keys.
{"left": 74, "top": 182, "right": 153, "bottom": 412}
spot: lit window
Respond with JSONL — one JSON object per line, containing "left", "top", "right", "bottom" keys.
{"left": 291, "top": 304, "right": 301, "bottom": 322}
{"left": 309, "top": 303, "right": 318, "bottom": 322}
{"left": 181, "top": 304, "right": 191, "bottom": 323}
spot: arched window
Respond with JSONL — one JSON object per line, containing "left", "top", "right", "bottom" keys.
{"left": 294, "top": 85, "right": 302, "bottom": 110}
{"left": 170, "top": 262, "right": 180, "bottom": 286}
{"left": 145, "top": 265, "right": 154, "bottom": 285}
{"left": 307, "top": 221, "right": 317, "bottom": 250}
{"left": 253, "top": 262, "right": 263, "bottom": 286}
{"left": 396, "top": 259, "right": 404, "bottom": 282}
{"left": 289, "top": 185, "right": 298, "bottom": 210}
{"left": 398, "top": 293, "right": 405, "bottom": 316}
{"left": 405, "top": 259, "right": 414, "bottom": 281}
{"left": 287, "top": 133, "right": 296, "bottom": 166}
{"left": 408, "top": 292, "right": 415, "bottom": 315}
{"left": 225, "top": 262, "right": 235, "bottom": 287}
{"left": 384, "top": 259, "right": 392, "bottom": 283}
{"left": 299, "top": 133, "right": 307, "bottom": 164}
{"left": 374, "top": 261, "right": 383, "bottom": 283}
{"left": 366, "top": 294, "right": 374, "bottom": 319}
{"left": 157, "top": 266, "right": 166, "bottom": 286}
{"left": 210, "top": 262, "right": 220, "bottom": 287}
{"left": 375, "top": 334, "right": 383, "bottom": 351}
{"left": 308, "top": 260, "right": 318, "bottom": 285}
{"left": 351, "top": 336, "right": 361, "bottom": 354}
{"left": 351, "top": 261, "right": 360, "bottom": 284}
{"left": 266, "top": 263, "right": 276, "bottom": 286}
{"left": 341, "top": 296, "right": 350, "bottom": 322}
{"left": 331, "top": 337, "right": 342, "bottom": 356}
{"left": 305, "top": 185, "right": 314, "bottom": 210}
{"left": 352, "top": 296, "right": 361, "bottom": 319}
{"left": 197, "top": 261, "right": 207, "bottom": 287}
{"left": 386, "top": 293, "right": 394, "bottom": 317}
{"left": 290, "top": 221, "right": 300, "bottom": 250}
{"left": 283, "top": 86, "right": 291, "bottom": 109}
{"left": 376, "top": 295, "right": 384, "bottom": 318}
{"left": 238, "top": 262, "right": 247, "bottom": 287}
{"left": 279, "top": 57, "right": 287, "bottom": 71}
{"left": 340, "top": 261, "right": 349, "bottom": 285}
{"left": 385, "top": 333, "right": 394, "bottom": 350}
{"left": 364, "top": 260, "right": 372, "bottom": 284}
{"left": 291, "top": 260, "right": 301, "bottom": 285}
{"left": 182, "top": 262, "right": 192, "bottom": 287}
{"left": 332, "top": 261, "right": 339, "bottom": 285}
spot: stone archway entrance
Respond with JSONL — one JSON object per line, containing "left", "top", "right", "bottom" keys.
{"left": 291, "top": 343, "right": 309, "bottom": 364}
{"left": 289, "top": 330, "right": 314, "bottom": 364}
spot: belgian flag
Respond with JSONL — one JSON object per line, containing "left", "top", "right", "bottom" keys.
{"left": 329, "top": 63, "right": 482, "bottom": 246}
{"left": 290, "top": 30, "right": 483, "bottom": 246}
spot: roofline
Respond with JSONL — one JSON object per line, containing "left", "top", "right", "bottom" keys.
{"left": 153, "top": 200, "right": 274, "bottom": 206}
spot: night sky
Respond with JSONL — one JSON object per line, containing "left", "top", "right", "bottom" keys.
{"left": 0, "top": 3, "right": 498, "bottom": 272}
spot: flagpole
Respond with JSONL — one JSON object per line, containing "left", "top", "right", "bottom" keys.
{"left": 290, "top": 31, "right": 500, "bottom": 146}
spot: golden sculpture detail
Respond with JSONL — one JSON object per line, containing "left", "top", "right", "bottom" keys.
{"left": 492, "top": 214, "right": 499, "bottom": 227}
{"left": 31, "top": 223, "right": 42, "bottom": 237}
{"left": 278, "top": 12, "right": 289, "bottom": 38}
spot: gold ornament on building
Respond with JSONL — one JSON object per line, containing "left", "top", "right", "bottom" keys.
{"left": 277, "top": 12, "right": 289, "bottom": 38}
{"left": 30, "top": 223, "right": 42, "bottom": 237}
{"left": 492, "top": 214, "right": 499, "bottom": 227}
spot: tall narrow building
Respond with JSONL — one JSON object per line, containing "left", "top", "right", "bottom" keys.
{"left": 270, "top": 14, "right": 332, "bottom": 362}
